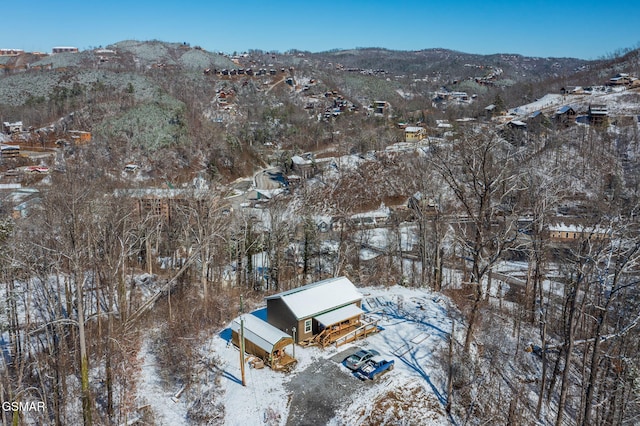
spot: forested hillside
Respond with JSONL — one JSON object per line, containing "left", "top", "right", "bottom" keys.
{"left": 1, "top": 41, "right": 640, "bottom": 425}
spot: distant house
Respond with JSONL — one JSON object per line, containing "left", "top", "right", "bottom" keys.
{"left": 404, "top": 126, "right": 426, "bottom": 142}
{"left": 52, "top": 47, "right": 78, "bottom": 54}
{"left": 609, "top": 73, "right": 631, "bottom": 86}
{"left": 374, "top": 101, "right": 387, "bottom": 114}
{"left": 527, "top": 110, "right": 545, "bottom": 125}
{"left": 435, "top": 92, "right": 469, "bottom": 103}
{"left": 484, "top": 104, "right": 498, "bottom": 118}
{"left": 67, "top": 130, "right": 91, "bottom": 145}
{"left": 314, "top": 215, "right": 332, "bottom": 233}
{"left": 266, "top": 276, "right": 364, "bottom": 345}
{"left": 588, "top": 104, "right": 608, "bottom": 126}
{"left": 3, "top": 121, "right": 23, "bottom": 134}
{"left": 0, "top": 144, "right": 20, "bottom": 158}
{"left": 115, "top": 188, "right": 193, "bottom": 223}
{"left": 346, "top": 206, "right": 391, "bottom": 229}
{"left": 0, "top": 49, "right": 24, "bottom": 56}
{"left": 508, "top": 120, "right": 526, "bottom": 128}
{"left": 561, "top": 86, "right": 584, "bottom": 95}
{"left": 291, "top": 155, "right": 316, "bottom": 179}
{"left": 548, "top": 222, "right": 609, "bottom": 242}
{"left": 554, "top": 106, "right": 577, "bottom": 126}
{"left": 505, "top": 120, "right": 527, "bottom": 144}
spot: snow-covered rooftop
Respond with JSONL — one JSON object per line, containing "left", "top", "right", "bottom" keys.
{"left": 266, "top": 276, "right": 362, "bottom": 320}
{"left": 231, "top": 314, "right": 293, "bottom": 353}
{"left": 291, "top": 155, "right": 312, "bottom": 165}
{"left": 314, "top": 303, "right": 363, "bottom": 326}
{"left": 549, "top": 222, "right": 609, "bottom": 234}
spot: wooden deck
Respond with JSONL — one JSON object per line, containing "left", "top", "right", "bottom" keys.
{"left": 271, "top": 353, "right": 297, "bottom": 372}
{"left": 301, "top": 315, "right": 381, "bottom": 348}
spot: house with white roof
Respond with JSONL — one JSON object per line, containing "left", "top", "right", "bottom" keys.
{"left": 548, "top": 222, "right": 609, "bottom": 242}
{"left": 2, "top": 121, "right": 23, "bottom": 134}
{"left": 291, "top": 154, "right": 315, "bottom": 179}
{"left": 266, "top": 276, "right": 365, "bottom": 345}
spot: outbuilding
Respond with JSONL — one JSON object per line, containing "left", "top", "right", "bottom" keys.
{"left": 231, "top": 314, "right": 296, "bottom": 371}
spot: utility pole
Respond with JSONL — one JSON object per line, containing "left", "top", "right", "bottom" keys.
{"left": 240, "top": 317, "right": 246, "bottom": 386}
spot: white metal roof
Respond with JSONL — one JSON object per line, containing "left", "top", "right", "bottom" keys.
{"left": 231, "top": 314, "right": 293, "bottom": 353}
{"left": 549, "top": 222, "right": 609, "bottom": 235}
{"left": 291, "top": 155, "right": 312, "bottom": 165}
{"left": 404, "top": 126, "right": 424, "bottom": 133}
{"left": 266, "top": 276, "right": 362, "bottom": 320}
{"left": 314, "top": 303, "right": 363, "bottom": 326}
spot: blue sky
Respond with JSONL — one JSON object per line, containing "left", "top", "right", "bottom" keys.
{"left": 5, "top": 1, "right": 638, "bottom": 59}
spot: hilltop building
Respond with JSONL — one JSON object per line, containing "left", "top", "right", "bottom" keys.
{"left": 52, "top": 47, "right": 78, "bottom": 54}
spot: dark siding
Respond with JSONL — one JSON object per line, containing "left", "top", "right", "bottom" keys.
{"left": 267, "top": 298, "right": 297, "bottom": 337}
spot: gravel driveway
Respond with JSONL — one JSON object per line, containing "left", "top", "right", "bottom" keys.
{"left": 284, "top": 348, "right": 370, "bottom": 426}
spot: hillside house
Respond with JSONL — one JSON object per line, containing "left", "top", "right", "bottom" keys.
{"left": 231, "top": 314, "right": 296, "bottom": 371}
{"left": 338, "top": 206, "right": 391, "bottom": 229}
{"left": 588, "top": 104, "right": 608, "bottom": 126}
{"left": 266, "top": 276, "right": 364, "bottom": 345}
{"left": 115, "top": 188, "right": 193, "bottom": 223}
{"left": 0, "top": 144, "right": 20, "bottom": 158}
{"left": 374, "top": 101, "right": 387, "bottom": 114}
{"left": 0, "top": 49, "right": 24, "bottom": 56}
{"left": 484, "top": 104, "right": 501, "bottom": 118}
{"left": 435, "top": 91, "right": 469, "bottom": 103}
{"left": 52, "top": 47, "right": 78, "bottom": 54}
{"left": 505, "top": 120, "right": 527, "bottom": 144}
{"left": 67, "top": 130, "right": 91, "bottom": 145}
{"left": 554, "top": 106, "right": 577, "bottom": 126}
{"left": 404, "top": 126, "right": 426, "bottom": 142}
{"left": 291, "top": 155, "right": 316, "bottom": 179}
{"left": 609, "top": 73, "right": 631, "bottom": 86}
{"left": 548, "top": 222, "right": 609, "bottom": 243}
{"left": 561, "top": 86, "right": 584, "bottom": 95}
{"left": 3, "top": 121, "right": 23, "bottom": 134}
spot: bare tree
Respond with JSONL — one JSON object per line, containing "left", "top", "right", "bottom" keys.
{"left": 431, "top": 129, "right": 522, "bottom": 351}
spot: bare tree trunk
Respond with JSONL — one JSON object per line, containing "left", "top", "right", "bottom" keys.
{"left": 536, "top": 307, "right": 548, "bottom": 419}
{"left": 464, "top": 294, "right": 481, "bottom": 352}
{"left": 556, "top": 278, "right": 580, "bottom": 426}
{"left": 76, "top": 274, "right": 92, "bottom": 426}
{"left": 446, "top": 321, "right": 454, "bottom": 415}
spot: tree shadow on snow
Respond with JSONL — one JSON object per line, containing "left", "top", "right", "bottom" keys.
{"left": 399, "top": 351, "right": 459, "bottom": 425}
{"left": 380, "top": 306, "right": 449, "bottom": 338}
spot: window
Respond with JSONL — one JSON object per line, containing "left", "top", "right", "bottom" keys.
{"left": 304, "top": 319, "right": 312, "bottom": 334}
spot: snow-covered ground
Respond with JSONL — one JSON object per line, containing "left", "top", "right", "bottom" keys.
{"left": 508, "top": 87, "right": 640, "bottom": 119}
{"left": 136, "top": 285, "right": 456, "bottom": 425}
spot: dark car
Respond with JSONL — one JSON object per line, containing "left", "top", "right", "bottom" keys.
{"left": 343, "top": 349, "right": 380, "bottom": 371}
